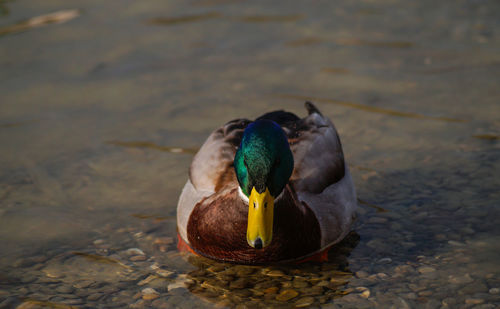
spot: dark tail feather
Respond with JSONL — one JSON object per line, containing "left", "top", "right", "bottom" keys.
{"left": 305, "top": 101, "right": 322, "bottom": 116}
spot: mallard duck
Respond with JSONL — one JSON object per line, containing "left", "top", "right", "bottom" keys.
{"left": 177, "top": 102, "right": 356, "bottom": 264}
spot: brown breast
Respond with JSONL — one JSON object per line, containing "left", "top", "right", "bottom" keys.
{"left": 186, "top": 185, "right": 321, "bottom": 264}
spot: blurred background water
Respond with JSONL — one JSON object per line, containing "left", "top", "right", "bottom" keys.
{"left": 0, "top": 0, "right": 499, "bottom": 308}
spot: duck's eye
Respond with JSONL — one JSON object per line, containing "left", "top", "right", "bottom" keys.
{"left": 253, "top": 202, "right": 256, "bottom": 209}
{"left": 264, "top": 202, "right": 268, "bottom": 209}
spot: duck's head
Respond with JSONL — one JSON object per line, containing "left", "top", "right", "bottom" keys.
{"left": 234, "top": 120, "right": 294, "bottom": 249}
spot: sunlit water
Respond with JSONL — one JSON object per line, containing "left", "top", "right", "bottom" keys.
{"left": 1, "top": 0, "right": 499, "bottom": 308}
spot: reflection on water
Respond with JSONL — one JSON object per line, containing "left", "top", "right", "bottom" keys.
{"left": 276, "top": 94, "right": 466, "bottom": 122}
{"left": 335, "top": 38, "right": 414, "bottom": 49}
{"left": 284, "top": 37, "right": 323, "bottom": 47}
{"left": 0, "top": 0, "right": 499, "bottom": 307}
{"left": 148, "top": 12, "right": 222, "bottom": 26}
{"left": 107, "top": 140, "right": 199, "bottom": 155}
{"left": 0, "top": 9, "right": 79, "bottom": 36}
{"left": 235, "top": 14, "right": 303, "bottom": 23}
{"left": 148, "top": 12, "right": 303, "bottom": 26}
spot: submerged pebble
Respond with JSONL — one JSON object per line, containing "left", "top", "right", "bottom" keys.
{"left": 294, "top": 296, "right": 315, "bottom": 307}
{"left": 276, "top": 289, "right": 299, "bottom": 301}
{"left": 417, "top": 266, "right": 436, "bottom": 274}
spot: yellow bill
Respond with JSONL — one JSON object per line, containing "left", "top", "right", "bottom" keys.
{"left": 247, "top": 187, "right": 274, "bottom": 249}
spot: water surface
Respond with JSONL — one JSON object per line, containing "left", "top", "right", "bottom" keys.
{"left": 0, "top": 0, "right": 499, "bottom": 308}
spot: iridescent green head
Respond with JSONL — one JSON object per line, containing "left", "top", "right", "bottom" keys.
{"left": 233, "top": 119, "right": 294, "bottom": 249}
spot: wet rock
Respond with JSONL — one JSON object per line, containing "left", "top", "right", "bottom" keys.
{"left": 275, "top": 289, "right": 299, "bottom": 301}
{"left": 16, "top": 287, "right": 29, "bottom": 295}
{"left": 418, "top": 290, "right": 432, "bottom": 296}
{"left": 459, "top": 282, "right": 488, "bottom": 294}
{"left": 465, "top": 298, "right": 484, "bottom": 305}
{"left": 448, "top": 273, "right": 474, "bottom": 284}
{"left": 61, "top": 298, "right": 84, "bottom": 305}
{"left": 55, "top": 285, "right": 74, "bottom": 294}
{"left": 151, "top": 298, "right": 171, "bottom": 309}
{"left": 141, "top": 287, "right": 159, "bottom": 300}
{"left": 38, "top": 277, "right": 61, "bottom": 284}
{"left": 442, "top": 297, "right": 456, "bottom": 306}
{"left": 292, "top": 280, "right": 309, "bottom": 288}
{"left": 1, "top": 297, "right": 19, "bottom": 309}
{"left": 234, "top": 266, "right": 255, "bottom": 276}
{"left": 156, "top": 269, "right": 174, "bottom": 278}
{"left": 377, "top": 273, "right": 388, "bottom": 279}
{"left": 403, "top": 292, "right": 417, "bottom": 300}
{"left": 87, "top": 293, "right": 104, "bottom": 301}
{"left": 448, "top": 240, "right": 465, "bottom": 246}
{"left": 230, "top": 278, "right": 249, "bottom": 289}
{"left": 356, "top": 270, "right": 369, "bottom": 278}
{"left": 266, "top": 270, "right": 286, "bottom": 277}
{"left": 264, "top": 287, "right": 279, "bottom": 294}
{"left": 154, "top": 237, "right": 174, "bottom": 245}
{"left": 73, "top": 280, "right": 94, "bottom": 289}
{"left": 377, "top": 257, "right": 392, "bottom": 264}
{"left": 130, "top": 255, "right": 147, "bottom": 262}
{"left": 138, "top": 275, "right": 157, "bottom": 286}
{"left": 142, "top": 293, "right": 159, "bottom": 301}
{"left": 360, "top": 289, "right": 370, "bottom": 298}
{"left": 295, "top": 296, "right": 315, "bottom": 307}
{"left": 125, "top": 248, "right": 145, "bottom": 256}
{"left": 58, "top": 293, "right": 79, "bottom": 299}
{"left": 417, "top": 266, "right": 436, "bottom": 274}
{"left": 13, "top": 258, "right": 37, "bottom": 268}
{"left": 129, "top": 299, "right": 147, "bottom": 308}
{"left": 489, "top": 287, "right": 499, "bottom": 294}
{"left": 20, "top": 275, "right": 37, "bottom": 284}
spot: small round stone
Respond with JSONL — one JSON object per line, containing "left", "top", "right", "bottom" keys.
{"left": 142, "top": 293, "right": 159, "bottom": 301}
{"left": 130, "top": 255, "right": 147, "bottom": 262}
{"left": 465, "top": 298, "right": 484, "bottom": 305}
{"left": 276, "top": 289, "right": 299, "bottom": 301}
{"left": 377, "top": 257, "right": 392, "bottom": 264}
{"left": 125, "top": 248, "right": 145, "bottom": 256}
{"left": 267, "top": 270, "right": 286, "bottom": 277}
{"left": 489, "top": 288, "right": 499, "bottom": 294}
{"left": 417, "top": 266, "right": 436, "bottom": 274}
{"left": 264, "top": 287, "right": 279, "bottom": 294}
{"left": 295, "top": 297, "right": 315, "bottom": 307}
{"left": 360, "top": 290, "right": 370, "bottom": 298}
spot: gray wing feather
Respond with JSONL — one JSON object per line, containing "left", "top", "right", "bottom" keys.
{"left": 288, "top": 111, "right": 345, "bottom": 194}
{"left": 189, "top": 119, "right": 250, "bottom": 192}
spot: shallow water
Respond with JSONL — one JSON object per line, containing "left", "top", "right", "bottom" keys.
{"left": 1, "top": 0, "right": 499, "bottom": 308}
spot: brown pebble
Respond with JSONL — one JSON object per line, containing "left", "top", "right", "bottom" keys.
{"left": 267, "top": 270, "right": 286, "bottom": 277}
{"left": 264, "top": 287, "right": 279, "bottom": 294}
{"left": 130, "top": 255, "right": 147, "bottom": 262}
{"left": 154, "top": 237, "right": 174, "bottom": 245}
{"left": 87, "top": 293, "right": 104, "bottom": 301}
{"left": 360, "top": 290, "right": 370, "bottom": 298}
{"left": 295, "top": 296, "right": 315, "bottom": 307}
{"left": 292, "top": 280, "right": 309, "bottom": 288}
{"left": 142, "top": 293, "right": 160, "bottom": 301}
{"left": 229, "top": 278, "right": 249, "bottom": 289}
{"left": 138, "top": 275, "right": 158, "bottom": 286}
{"left": 276, "top": 289, "right": 299, "bottom": 301}
{"left": 418, "top": 290, "right": 432, "bottom": 296}
{"left": 417, "top": 266, "right": 435, "bottom": 274}
{"left": 465, "top": 298, "right": 484, "bottom": 305}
